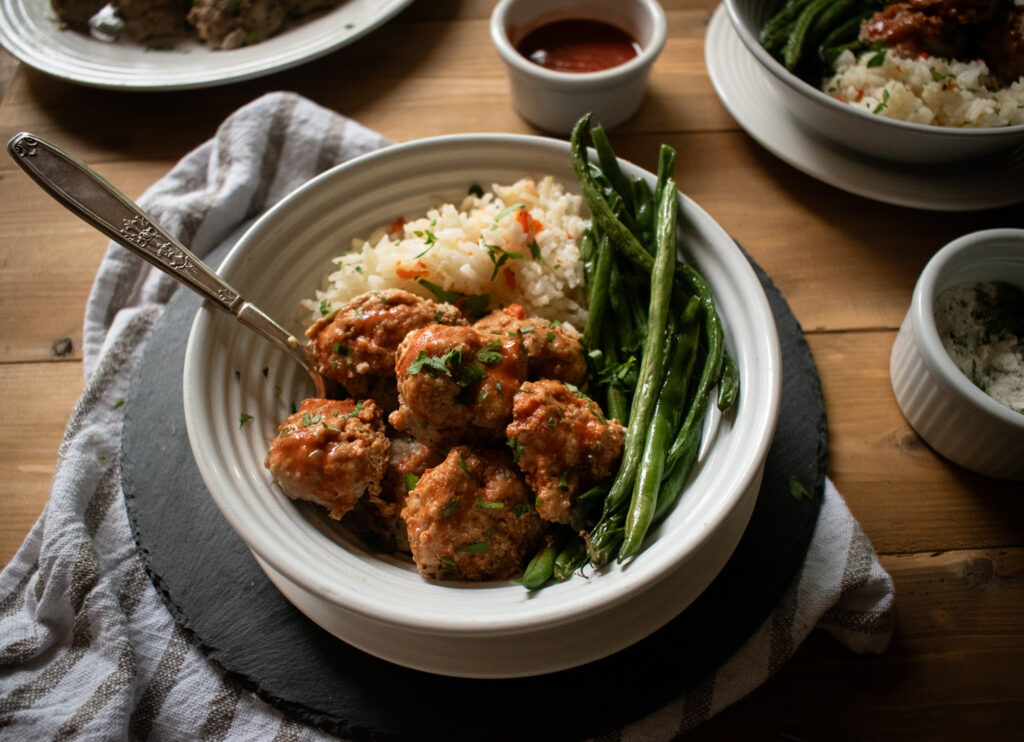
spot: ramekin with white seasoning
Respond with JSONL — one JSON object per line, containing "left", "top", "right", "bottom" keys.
{"left": 890, "top": 229, "right": 1024, "bottom": 481}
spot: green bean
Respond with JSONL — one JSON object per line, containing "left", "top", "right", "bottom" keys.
{"left": 666, "top": 266, "right": 724, "bottom": 471}
{"left": 553, "top": 535, "right": 588, "bottom": 582}
{"left": 717, "top": 349, "right": 740, "bottom": 412}
{"left": 782, "top": 0, "right": 834, "bottom": 70}
{"left": 654, "top": 144, "right": 676, "bottom": 210}
{"left": 516, "top": 533, "right": 563, "bottom": 590}
{"left": 586, "top": 509, "right": 624, "bottom": 566}
{"left": 601, "top": 179, "right": 678, "bottom": 518}
{"left": 583, "top": 231, "right": 613, "bottom": 350}
{"left": 653, "top": 416, "right": 704, "bottom": 522}
{"left": 632, "top": 177, "right": 655, "bottom": 248}
{"left": 579, "top": 228, "right": 597, "bottom": 288}
{"left": 761, "top": 0, "right": 815, "bottom": 52}
{"left": 570, "top": 116, "right": 653, "bottom": 272}
{"left": 591, "top": 124, "right": 636, "bottom": 217}
{"left": 620, "top": 296, "right": 700, "bottom": 559}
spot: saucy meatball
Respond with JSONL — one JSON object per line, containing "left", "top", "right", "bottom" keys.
{"left": 401, "top": 446, "right": 545, "bottom": 581}
{"left": 474, "top": 304, "right": 588, "bottom": 385}
{"left": 506, "top": 380, "right": 625, "bottom": 525}
{"left": 306, "top": 289, "right": 466, "bottom": 407}
{"left": 348, "top": 434, "right": 444, "bottom": 552}
{"left": 389, "top": 324, "right": 528, "bottom": 447}
{"left": 112, "top": 0, "right": 191, "bottom": 42}
{"left": 265, "top": 398, "right": 389, "bottom": 520}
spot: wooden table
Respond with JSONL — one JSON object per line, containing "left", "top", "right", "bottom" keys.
{"left": 1, "top": 1, "right": 1022, "bottom": 738}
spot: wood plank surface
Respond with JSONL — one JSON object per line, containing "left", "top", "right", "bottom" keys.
{"left": 0, "top": 0, "right": 1022, "bottom": 738}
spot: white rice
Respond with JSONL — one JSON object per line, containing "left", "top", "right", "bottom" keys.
{"left": 303, "top": 176, "right": 590, "bottom": 329}
{"left": 823, "top": 48, "right": 1024, "bottom": 128}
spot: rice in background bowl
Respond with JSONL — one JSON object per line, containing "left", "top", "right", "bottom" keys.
{"left": 825, "top": 50, "right": 1024, "bottom": 129}
{"left": 723, "top": 0, "right": 1024, "bottom": 163}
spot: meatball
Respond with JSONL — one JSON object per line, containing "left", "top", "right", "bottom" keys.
{"left": 186, "top": 0, "right": 287, "bottom": 50}
{"left": 306, "top": 289, "right": 466, "bottom": 407}
{"left": 473, "top": 304, "right": 588, "bottom": 385}
{"left": 401, "top": 446, "right": 545, "bottom": 581}
{"left": 506, "top": 380, "right": 625, "bottom": 525}
{"left": 389, "top": 324, "right": 528, "bottom": 447}
{"left": 264, "top": 398, "right": 389, "bottom": 520}
{"left": 904, "top": 0, "right": 1003, "bottom": 25}
{"left": 981, "top": 7, "right": 1024, "bottom": 83}
{"left": 348, "top": 434, "right": 444, "bottom": 552}
{"left": 112, "top": 0, "right": 191, "bottom": 42}
{"left": 861, "top": 3, "right": 969, "bottom": 59}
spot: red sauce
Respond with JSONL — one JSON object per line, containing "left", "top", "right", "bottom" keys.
{"left": 515, "top": 19, "right": 641, "bottom": 73}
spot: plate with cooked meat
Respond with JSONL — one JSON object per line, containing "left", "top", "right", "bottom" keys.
{"left": 182, "top": 127, "right": 782, "bottom": 677}
{"left": 0, "top": 0, "right": 413, "bottom": 89}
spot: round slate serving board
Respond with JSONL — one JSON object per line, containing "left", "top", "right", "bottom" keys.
{"left": 121, "top": 248, "right": 826, "bottom": 742}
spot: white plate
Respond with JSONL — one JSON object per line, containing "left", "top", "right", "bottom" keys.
{"left": 705, "top": 4, "right": 1024, "bottom": 212}
{"left": 182, "top": 133, "right": 781, "bottom": 677}
{"left": 0, "top": 0, "right": 413, "bottom": 90}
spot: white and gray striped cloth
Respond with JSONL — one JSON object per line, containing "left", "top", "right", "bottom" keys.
{"left": 0, "top": 92, "right": 895, "bottom": 741}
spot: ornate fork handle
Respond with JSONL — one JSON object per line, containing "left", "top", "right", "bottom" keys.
{"left": 8, "top": 132, "right": 326, "bottom": 397}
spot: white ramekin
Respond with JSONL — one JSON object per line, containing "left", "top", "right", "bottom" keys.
{"left": 490, "top": 0, "right": 667, "bottom": 133}
{"left": 890, "top": 229, "right": 1024, "bottom": 480}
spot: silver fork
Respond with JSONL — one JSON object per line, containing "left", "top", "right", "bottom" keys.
{"left": 7, "top": 132, "right": 328, "bottom": 399}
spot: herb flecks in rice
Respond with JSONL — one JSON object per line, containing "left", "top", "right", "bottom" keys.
{"left": 302, "top": 177, "right": 589, "bottom": 330}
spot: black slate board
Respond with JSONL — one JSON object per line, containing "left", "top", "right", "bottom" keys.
{"left": 122, "top": 247, "right": 826, "bottom": 742}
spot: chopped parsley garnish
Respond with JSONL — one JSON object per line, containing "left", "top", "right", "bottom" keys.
{"left": 558, "top": 471, "right": 570, "bottom": 491}
{"left": 301, "top": 412, "right": 323, "bottom": 427}
{"left": 492, "top": 203, "right": 526, "bottom": 224}
{"left": 407, "top": 350, "right": 452, "bottom": 377}
{"left": 416, "top": 278, "right": 491, "bottom": 320}
{"left": 873, "top": 88, "right": 891, "bottom": 114}
{"left": 475, "top": 497, "right": 504, "bottom": 510}
{"left": 476, "top": 340, "right": 503, "bottom": 365}
{"left": 480, "top": 238, "right": 523, "bottom": 280}
{"left": 588, "top": 403, "right": 608, "bottom": 425}
{"left": 403, "top": 473, "right": 420, "bottom": 492}
{"left": 507, "top": 436, "right": 524, "bottom": 463}
{"left": 545, "top": 331, "right": 555, "bottom": 342}
{"left": 513, "top": 503, "right": 530, "bottom": 519}
{"left": 277, "top": 426, "right": 292, "bottom": 438}
{"left": 319, "top": 299, "right": 333, "bottom": 317}
{"left": 519, "top": 325, "right": 535, "bottom": 334}
{"left": 441, "top": 498, "right": 459, "bottom": 517}
{"left": 454, "top": 541, "right": 489, "bottom": 554}
{"left": 342, "top": 400, "right": 364, "bottom": 419}
{"left": 459, "top": 454, "right": 471, "bottom": 473}
{"left": 528, "top": 240, "right": 542, "bottom": 261}
{"left": 239, "top": 413, "right": 253, "bottom": 428}
{"left": 789, "top": 475, "right": 813, "bottom": 502}
{"left": 440, "top": 556, "right": 456, "bottom": 566}
{"left": 866, "top": 49, "right": 886, "bottom": 68}
{"left": 113, "top": 399, "right": 125, "bottom": 409}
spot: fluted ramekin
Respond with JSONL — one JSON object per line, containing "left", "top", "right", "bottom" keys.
{"left": 890, "top": 229, "right": 1024, "bottom": 480}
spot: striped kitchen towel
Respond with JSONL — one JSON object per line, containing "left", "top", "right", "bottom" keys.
{"left": 0, "top": 91, "right": 894, "bottom": 741}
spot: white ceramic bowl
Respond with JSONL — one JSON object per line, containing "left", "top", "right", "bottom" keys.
{"left": 183, "top": 134, "right": 782, "bottom": 678}
{"left": 490, "top": 0, "right": 666, "bottom": 133}
{"left": 724, "top": 0, "right": 1024, "bottom": 164}
{"left": 891, "top": 229, "right": 1024, "bottom": 480}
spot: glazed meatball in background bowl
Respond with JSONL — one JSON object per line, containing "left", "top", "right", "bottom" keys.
{"left": 183, "top": 134, "right": 781, "bottom": 678}
{"left": 723, "top": 0, "right": 1024, "bottom": 164}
